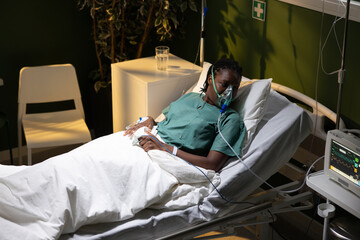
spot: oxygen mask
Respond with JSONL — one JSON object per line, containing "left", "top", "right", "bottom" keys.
{"left": 217, "top": 85, "right": 233, "bottom": 113}
{"left": 211, "top": 68, "right": 233, "bottom": 113}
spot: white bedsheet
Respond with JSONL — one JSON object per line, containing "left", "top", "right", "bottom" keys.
{"left": 0, "top": 132, "right": 219, "bottom": 240}
{"left": 60, "top": 89, "right": 313, "bottom": 240}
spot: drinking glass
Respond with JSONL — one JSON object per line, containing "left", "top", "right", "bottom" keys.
{"left": 155, "top": 46, "right": 169, "bottom": 71}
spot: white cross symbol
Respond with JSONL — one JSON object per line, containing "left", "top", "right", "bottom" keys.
{"left": 254, "top": 3, "right": 264, "bottom": 18}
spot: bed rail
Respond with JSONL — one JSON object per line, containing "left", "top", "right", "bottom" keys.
{"left": 158, "top": 182, "right": 313, "bottom": 240}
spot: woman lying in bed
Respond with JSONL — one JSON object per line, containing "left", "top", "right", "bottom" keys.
{"left": 124, "top": 58, "right": 246, "bottom": 172}
{"left": 0, "top": 58, "right": 246, "bottom": 240}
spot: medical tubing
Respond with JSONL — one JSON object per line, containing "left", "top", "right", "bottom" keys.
{"left": 141, "top": 134, "right": 254, "bottom": 206}
{"left": 280, "top": 155, "right": 324, "bottom": 194}
{"left": 216, "top": 113, "right": 325, "bottom": 194}
{"left": 126, "top": 116, "right": 149, "bottom": 130}
{"left": 319, "top": 0, "right": 347, "bottom": 77}
{"left": 216, "top": 114, "right": 275, "bottom": 190}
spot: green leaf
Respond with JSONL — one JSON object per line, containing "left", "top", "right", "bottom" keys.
{"left": 188, "top": 0, "right": 197, "bottom": 12}
{"left": 156, "top": 27, "right": 164, "bottom": 35}
{"left": 115, "top": 21, "right": 122, "bottom": 31}
{"left": 170, "top": 15, "right": 179, "bottom": 27}
{"left": 163, "top": 19, "right": 171, "bottom": 32}
{"left": 94, "top": 81, "right": 110, "bottom": 93}
{"left": 154, "top": 16, "right": 162, "bottom": 27}
{"left": 139, "top": 5, "right": 146, "bottom": 16}
{"left": 180, "top": 2, "right": 187, "bottom": 12}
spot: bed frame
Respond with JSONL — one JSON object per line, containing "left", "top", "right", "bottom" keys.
{"left": 159, "top": 181, "right": 313, "bottom": 240}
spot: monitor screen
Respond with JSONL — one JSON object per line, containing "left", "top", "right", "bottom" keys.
{"left": 330, "top": 139, "right": 360, "bottom": 187}
{"left": 324, "top": 130, "right": 360, "bottom": 197}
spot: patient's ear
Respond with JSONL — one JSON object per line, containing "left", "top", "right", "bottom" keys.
{"left": 207, "top": 74, "right": 212, "bottom": 84}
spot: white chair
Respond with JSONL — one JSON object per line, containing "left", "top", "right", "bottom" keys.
{"left": 18, "top": 64, "right": 92, "bottom": 165}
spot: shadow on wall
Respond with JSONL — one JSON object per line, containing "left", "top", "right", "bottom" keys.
{"left": 217, "top": 0, "right": 274, "bottom": 78}
{"left": 287, "top": 5, "right": 306, "bottom": 94}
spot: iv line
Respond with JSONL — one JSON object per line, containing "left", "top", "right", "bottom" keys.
{"left": 216, "top": 113, "right": 324, "bottom": 194}
{"left": 141, "top": 134, "right": 255, "bottom": 206}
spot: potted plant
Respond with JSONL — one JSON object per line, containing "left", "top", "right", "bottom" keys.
{"left": 76, "top": 0, "right": 198, "bottom": 137}
{"left": 77, "top": 0, "right": 198, "bottom": 92}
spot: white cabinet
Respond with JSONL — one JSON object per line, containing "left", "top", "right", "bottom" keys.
{"left": 111, "top": 54, "right": 202, "bottom": 132}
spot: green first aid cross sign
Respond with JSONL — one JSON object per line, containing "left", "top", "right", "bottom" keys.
{"left": 252, "top": 0, "right": 266, "bottom": 21}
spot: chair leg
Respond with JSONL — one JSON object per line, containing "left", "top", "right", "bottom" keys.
{"left": 5, "top": 120, "right": 13, "bottom": 165}
{"left": 18, "top": 123, "right": 22, "bottom": 165}
{"left": 27, "top": 148, "right": 32, "bottom": 165}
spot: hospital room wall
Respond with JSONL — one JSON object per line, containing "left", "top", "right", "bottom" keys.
{"left": 201, "top": 0, "right": 360, "bottom": 129}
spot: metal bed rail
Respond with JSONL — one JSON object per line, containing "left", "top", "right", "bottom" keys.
{"left": 158, "top": 181, "right": 313, "bottom": 240}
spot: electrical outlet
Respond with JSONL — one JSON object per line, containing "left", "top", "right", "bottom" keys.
{"left": 0, "top": 78, "right": 3, "bottom": 86}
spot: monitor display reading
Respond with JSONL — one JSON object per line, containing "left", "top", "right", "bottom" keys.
{"left": 330, "top": 139, "right": 360, "bottom": 187}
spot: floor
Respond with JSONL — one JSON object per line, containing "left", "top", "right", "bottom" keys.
{"left": 195, "top": 227, "right": 285, "bottom": 240}
{"left": 196, "top": 230, "right": 259, "bottom": 240}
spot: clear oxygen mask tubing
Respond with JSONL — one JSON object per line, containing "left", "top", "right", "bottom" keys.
{"left": 211, "top": 67, "right": 233, "bottom": 113}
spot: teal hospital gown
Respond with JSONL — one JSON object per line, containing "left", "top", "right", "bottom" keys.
{"left": 157, "top": 92, "right": 246, "bottom": 157}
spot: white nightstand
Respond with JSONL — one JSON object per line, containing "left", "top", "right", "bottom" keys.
{"left": 111, "top": 54, "right": 202, "bottom": 132}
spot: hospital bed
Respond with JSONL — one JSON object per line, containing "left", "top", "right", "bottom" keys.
{"left": 0, "top": 66, "right": 318, "bottom": 239}
{"left": 58, "top": 71, "right": 317, "bottom": 239}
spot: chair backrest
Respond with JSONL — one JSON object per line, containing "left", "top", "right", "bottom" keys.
{"left": 18, "top": 64, "right": 85, "bottom": 119}
{"left": 17, "top": 64, "right": 87, "bottom": 165}
{"left": 19, "top": 64, "right": 82, "bottom": 104}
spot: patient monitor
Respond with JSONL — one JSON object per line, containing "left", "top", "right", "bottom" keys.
{"left": 324, "top": 129, "right": 360, "bottom": 197}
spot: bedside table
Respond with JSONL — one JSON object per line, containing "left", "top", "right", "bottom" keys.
{"left": 111, "top": 54, "right": 202, "bottom": 132}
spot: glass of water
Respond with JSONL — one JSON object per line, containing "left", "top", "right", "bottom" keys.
{"left": 155, "top": 46, "right": 169, "bottom": 71}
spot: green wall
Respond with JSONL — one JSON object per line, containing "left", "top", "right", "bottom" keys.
{"left": 203, "top": 0, "right": 360, "bottom": 129}
{"left": 0, "top": 0, "right": 359, "bottom": 154}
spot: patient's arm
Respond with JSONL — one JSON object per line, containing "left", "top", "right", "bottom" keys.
{"left": 139, "top": 129, "right": 229, "bottom": 172}
{"left": 175, "top": 149, "right": 229, "bottom": 172}
{"left": 123, "top": 116, "right": 156, "bottom": 137}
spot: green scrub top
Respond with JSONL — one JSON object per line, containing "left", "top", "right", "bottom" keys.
{"left": 157, "top": 92, "right": 245, "bottom": 157}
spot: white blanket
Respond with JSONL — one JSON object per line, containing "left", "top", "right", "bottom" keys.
{"left": 0, "top": 132, "right": 219, "bottom": 240}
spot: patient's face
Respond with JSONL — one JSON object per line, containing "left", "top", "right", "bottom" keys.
{"left": 205, "top": 69, "right": 240, "bottom": 106}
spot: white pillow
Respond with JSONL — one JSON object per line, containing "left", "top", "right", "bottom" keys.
{"left": 191, "top": 62, "right": 212, "bottom": 93}
{"left": 231, "top": 78, "right": 272, "bottom": 149}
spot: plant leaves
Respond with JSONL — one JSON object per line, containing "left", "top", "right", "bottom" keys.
{"left": 94, "top": 81, "right": 110, "bottom": 93}
{"left": 76, "top": 0, "right": 199, "bottom": 84}
{"left": 154, "top": 16, "right": 162, "bottom": 27}
{"left": 180, "top": 2, "right": 187, "bottom": 12}
{"left": 188, "top": 0, "right": 197, "bottom": 12}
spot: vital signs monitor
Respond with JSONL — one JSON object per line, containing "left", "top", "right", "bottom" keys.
{"left": 324, "top": 129, "right": 360, "bottom": 197}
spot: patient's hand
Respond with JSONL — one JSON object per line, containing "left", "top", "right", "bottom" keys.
{"left": 123, "top": 116, "right": 155, "bottom": 137}
{"left": 138, "top": 129, "right": 170, "bottom": 153}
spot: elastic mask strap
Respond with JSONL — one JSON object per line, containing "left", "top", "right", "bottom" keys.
{"left": 211, "top": 66, "right": 221, "bottom": 98}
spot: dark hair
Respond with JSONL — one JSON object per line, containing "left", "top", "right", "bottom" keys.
{"left": 200, "top": 58, "right": 242, "bottom": 93}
